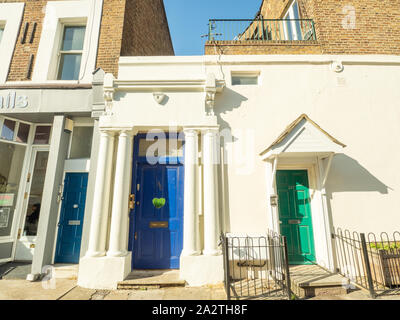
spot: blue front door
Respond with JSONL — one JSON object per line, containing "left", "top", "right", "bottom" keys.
{"left": 55, "top": 173, "right": 88, "bottom": 264}
{"left": 131, "top": 163, "right": 184, "bottom": 269}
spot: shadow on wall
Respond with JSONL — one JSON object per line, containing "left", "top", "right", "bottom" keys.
{"left": 325, "top": 154, "right": 391, "bottom": 197}
{"left": 214, "top": 88, "right": 248, "bottom": 234}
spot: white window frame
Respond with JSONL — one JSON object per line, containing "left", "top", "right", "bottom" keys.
{"left": 33, "top": 0, "right": 103, "bottom": 83}
{"left": 56, "top": 24, "right": 87, "bottom": 81}
{"left": 0, "top": 3, "right": 25, "bottom": 83}
{"left": 0, "top": 116, "right": 32, "bottom": 145}
{"left": 283, "top": 0, "right": 302, "bottom": 40}
{"left": 231, "top": 71, "right": 261, "bottom": 87}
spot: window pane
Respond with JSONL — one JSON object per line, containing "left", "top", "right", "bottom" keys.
{"left": 58, "top": 54, "right": 82, "bottom": 80}
{"left": 292, "top": 2, "right": 302, "bottom": 40}
{"left": 0, "top": 142, "right": 26, "bottom": 237}
{"left": 16, "top": 123, "right": 30, "bottom": 143}
{"left": 23, "top": 151, "right": 49, "bottom": 236}
{"left": 0, "top": 28, "right": 4, "bottom": 44}
{"left": 69, "top": 127, "right": 93, "bottom": 159}
{"left": 1, "top": 119, "right": 16, "bottom": 141}
{"left": 34, "top": 126, "right": 51, "bottom": 144}
{"left": 292, "top": 1, "right": 300, "bottom": 18}
{"left": 285, "top": 19, "right": 294, "bottom": 40}
{"left": 232, "top": 76, "right": 258, "bottom": 85}
{"left": 62, "top": 26, "right": 86, "bottom": 51}
{"left": 139, "top": 138, "right": 183, "bottom": 157}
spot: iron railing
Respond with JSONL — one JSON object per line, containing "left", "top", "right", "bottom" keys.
{"left": 207, "top": 19, "right": 316, "bottom": 42}
{"left": 220, "top": 230, "right": 292, "bottom": 300}
{"left": 333, "top": 228, "right": 400, "bottom": 298}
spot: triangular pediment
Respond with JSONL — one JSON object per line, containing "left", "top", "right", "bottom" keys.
{"left": 260, "top": 114, "right": 346, "bottom": 159}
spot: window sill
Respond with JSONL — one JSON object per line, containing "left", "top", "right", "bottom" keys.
{"left": 1, "top": 81, "right": 92, "bottom": 89}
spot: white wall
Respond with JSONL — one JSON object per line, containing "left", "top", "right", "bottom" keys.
{"left": 110, "top": 55, "right": 400, "bottom": 237}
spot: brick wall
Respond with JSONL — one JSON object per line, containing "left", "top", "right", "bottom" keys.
{"left": 206, "top": 0, "right": 400, "bottom": 55}
{"left": 120, "top": 0, "right": 174, "bottom": 57}
{"left": 2, "top": 0, "right": 46, "bottom": 81}
{"left": 205, "top": 40, "right": 321, "bottom": 55}
{"left": 312, "top": 0, "right": 400, "bottom": 55}
{"left": 2, "top": 0, "right": 173, "bottom": 81}
{"left": 96, "top": 0, "right": 127, "bottom": 77}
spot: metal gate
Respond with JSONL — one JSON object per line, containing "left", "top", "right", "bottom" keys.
{"left": 220, "top": 230, "right": 292, "bottom": 300}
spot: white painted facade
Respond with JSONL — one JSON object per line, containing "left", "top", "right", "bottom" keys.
{"left": 77, "top": 54, "right": 400, "bottom": 289}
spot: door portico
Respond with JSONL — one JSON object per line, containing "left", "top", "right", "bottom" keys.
{"left": 78, "top": 125, "right": 224, "bottom": 288}
{"left": 260, "top": 114, "right": 346, "bottom": 271}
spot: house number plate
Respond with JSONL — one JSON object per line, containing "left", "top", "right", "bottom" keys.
{"left": 288, "top": 219, "right": 301, "bottom": 225}
{"left": 149, "top": 221, "right": 168, "bottom": 228}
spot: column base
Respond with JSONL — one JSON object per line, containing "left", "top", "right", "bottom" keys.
{"left": 203, "top": 249, "right": 222, "bottom": 256}
{"left": 106, "top": 250, "right": 128, "bottom": 257}
{"left": 181, "top": 249, "right": 201, "bottom": 256}
{"left": 26, "top": 273, "right": 40, "bottom": 282}
{"left": 77, "top": 252, "right": 132, "bottom": 290}
{"left": 180, "top": 254, "right": 224, "bottom": 287}
{"left": 85, "top": 250, "right": 106, "bottom": 258}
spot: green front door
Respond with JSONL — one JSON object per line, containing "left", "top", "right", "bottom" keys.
{"left": 276, "top": 170, "right": 316, "bottom": 265}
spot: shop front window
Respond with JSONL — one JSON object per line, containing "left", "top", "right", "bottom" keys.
{"left": 0, "top": 142, "right": 26, "bottom": 237}
{"left": 1, "top": 119, "right": 16, "bottom": 141}
{"left": 23, "top": 151, "right": 48, "bottom": 236}
{"left": 33, "top": 126, "right": 51, "bottom": 144}
{"left": 16, "top": 122, "right": 30, "bottom": 143}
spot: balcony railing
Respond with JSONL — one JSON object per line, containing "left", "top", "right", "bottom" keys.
{"left": 207, "top": 19, "right": 316, "bottom": 42}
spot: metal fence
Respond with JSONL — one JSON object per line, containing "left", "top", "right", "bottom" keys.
{"left": 220, "top": 231, "right": 292, "bottom": 300}
{"left": 207, "top": 19, "right": 316, "bottom": 42}
{"left": 333, "top": 228, "right": 400, "bottom": 298}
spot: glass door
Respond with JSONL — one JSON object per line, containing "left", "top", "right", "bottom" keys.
{"left": 0, "top": 141, "right": 27, "bottom": 262}
{"left": 14, "top": 147, "right": 49, "bottom": 261}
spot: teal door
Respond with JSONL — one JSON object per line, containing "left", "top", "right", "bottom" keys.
{"left": 55, "top": 173, "right": 88, "bottom": 263}
{"left": 276, "top": 170, "right": 316, "bottom": 265}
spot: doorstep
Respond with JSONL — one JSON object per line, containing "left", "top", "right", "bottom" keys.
{"left": 290, "top": 265, "right": 350, "bottom": 298}
{"left": 117, "top": 269, "right": 186, "bottom": 290}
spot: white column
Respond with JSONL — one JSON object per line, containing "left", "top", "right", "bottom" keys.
{"left": 202, "top": 128, "right": 221, "bottom": 256}
{"left": 182, "top": 128, "right": 200, "bottom": 256}
{"left": 86, "top": 130, "right": 115, "bottom": 257}
{"left": 107, "top": 130, "right": 133, "bottom": 257}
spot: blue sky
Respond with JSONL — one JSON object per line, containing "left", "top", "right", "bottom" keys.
{"left": 164, "top": 0, "right": 262, "bottom": 56}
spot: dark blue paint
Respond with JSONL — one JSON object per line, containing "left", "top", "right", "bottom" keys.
{"left": 55, "top": 173, "right": 88, "bottom": 264}
{"left": 129, "top": 134, "right": 184, "bottom": 269}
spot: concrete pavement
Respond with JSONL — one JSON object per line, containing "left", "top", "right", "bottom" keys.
{"left": 0, "top": 278, "right": 227, "bottom": 300}
{"left": 0, "top": 278, "right": 399, "bottom": 300}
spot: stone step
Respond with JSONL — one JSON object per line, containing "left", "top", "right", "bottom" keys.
{"left": 117, "top": 269, "right": 186, "bottom": 290}
{"left": 289, "top": 265, "right": 350, "bottom": 299}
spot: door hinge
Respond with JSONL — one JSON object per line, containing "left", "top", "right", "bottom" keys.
{"left": 134, "top": 232, "right": 137, "bottom": 240}
{"left": 129, "top": 194, "right": 135, "bottom": 210}
{"left": 24, "top": 192, "right": 28, "bottom": 200}
{"left": 27, "top": 173, "right": 31, "bottom": 183}
{"left": 137, "top": 184, "right": 140, "bottom": 192}
{"left": 17, "top": 229, "right": 22, "bottom": 239}
{"left": 331, "top": 233, "right": 335, "bottom": 239}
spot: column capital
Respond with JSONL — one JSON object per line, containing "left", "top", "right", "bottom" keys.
{"left": 118, "top": 129, "right": 134, "bottom": 138}
{"left": 99, "top": 129, "right": 116, "bottom": 137}
{"left": 183, "top": 128, "right": 199, "bottom": 136}
{"left": 201, "top": 127, "right": 220, "bottom": 135}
